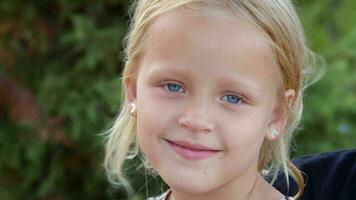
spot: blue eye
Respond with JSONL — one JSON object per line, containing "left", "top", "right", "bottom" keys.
{"left": 223, "top": 94, "right": 242, "bottom": 104}
{"left": 165, "top": 83, "right": 183, "bottom": 93}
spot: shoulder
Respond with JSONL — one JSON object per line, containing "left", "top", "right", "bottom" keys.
{"left": 293, "top": 149, "right": 356, "bottom": 199}
{"left": 147, "top": 189, "right": 171, "bottom": 200}
{"left": 275, "top": 149, "right": 356, "bottom": 200}
{"left": 293, "top": 149, "right": 356, "bottom": 168}
{"left": 293, "top": 149, "right": 356, "bottom": 186}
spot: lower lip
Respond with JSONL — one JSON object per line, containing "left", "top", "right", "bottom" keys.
{"left": 165, "top": 140, "right": 220, "bottom": 161}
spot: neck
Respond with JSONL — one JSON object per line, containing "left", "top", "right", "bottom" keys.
{"left": 169, "top": 169, "right": 268, "bottom": 200}
{"left": 168, "top": 174, "right": 284, "bottom": 200}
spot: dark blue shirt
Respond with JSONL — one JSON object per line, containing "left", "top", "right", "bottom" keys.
{"left": 274, "top": 149, "right": 356, "bottom": 200}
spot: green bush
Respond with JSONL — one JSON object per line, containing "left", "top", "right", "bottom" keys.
{"left": 294, "top": 0, "right": 356, "bottom": 155}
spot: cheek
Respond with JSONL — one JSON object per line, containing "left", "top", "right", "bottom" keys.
{"left": 135, "top": 87, "right": 179, "bottom": 164}
{"left": 136, "top": 84, "right": 184, "bottom": 135}
{"left": 136, "top": 105, "right": 162, "bottom": 166}
{"left": 137, "top": 89, "right": 178, "bottom": 133}
{"left": 221, "top": 110, "right": 268, "bottom": 155}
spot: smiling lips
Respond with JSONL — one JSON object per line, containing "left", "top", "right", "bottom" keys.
{"left": 164, "top": 139, "right": 222, "bottom": 160}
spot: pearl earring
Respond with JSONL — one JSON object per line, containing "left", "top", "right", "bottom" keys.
{"left": 129, "top": 102, "right": 136, "bottom": 115}
{"left": 271, "top": 129, "right": 279, "bottom": 138}
{"left": 261, "top": 169, "right": 270, "bottom": 176}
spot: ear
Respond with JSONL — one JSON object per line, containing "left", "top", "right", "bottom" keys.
{"left": 123, "top": 75, "right": 138, "bottom": 105}
{"left": 266, "top": 89, "right": 296, "bottom": 141}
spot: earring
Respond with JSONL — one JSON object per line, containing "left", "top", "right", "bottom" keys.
{"left": 271, "top": 129, "right": 279, "bottom": 138}
{"left": 261, "top": 169, "right": 269, "bottom": 176}
{"left": 129, "top": 102, "right": 136, "bottom": 116}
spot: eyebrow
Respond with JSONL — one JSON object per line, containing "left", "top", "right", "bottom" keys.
{"left": 147, "top": 66, "right": 191, "bottom": 82}
{"left": 216, "top": 76, "right": 262, "bottom": 100}
{"left": 217, "top": 75, "right": 261, "bottom": 92}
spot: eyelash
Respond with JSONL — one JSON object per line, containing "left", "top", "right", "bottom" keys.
{"left": 162, "top": 82, "right": 245, "bottom": 105}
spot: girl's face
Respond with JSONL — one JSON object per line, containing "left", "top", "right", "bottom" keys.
{"left": 125, "top": 8, "right": 292, "bottom": 197}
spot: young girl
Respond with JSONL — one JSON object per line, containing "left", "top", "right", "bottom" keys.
{"left": 104, "top": 0, "right": 323, "bottom": 199}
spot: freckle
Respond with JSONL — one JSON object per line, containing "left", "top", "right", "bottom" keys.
{"left": 203, "top": 171, "right": 207, "bottom": 175}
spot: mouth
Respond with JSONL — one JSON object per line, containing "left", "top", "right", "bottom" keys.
{"left": 164, "top": 139, "right": 222, "bottom": 161}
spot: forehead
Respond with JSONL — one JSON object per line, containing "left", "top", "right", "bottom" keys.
{"left": 139, "top": 7, "right": 281, "bottom": 91}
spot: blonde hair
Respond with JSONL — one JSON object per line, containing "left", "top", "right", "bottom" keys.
{"left": 103, "top": 0, "right": 324, "bottom": 199}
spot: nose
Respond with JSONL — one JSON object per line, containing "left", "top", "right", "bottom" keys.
{"left": 178, "top": 101, "right": 215, "bottom": 133}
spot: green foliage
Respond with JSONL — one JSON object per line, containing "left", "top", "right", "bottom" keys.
{"left": 0, "top": 0, "right": 355, "bottom": 199}
{"left": 294, "top": 0, "right": 356, "bottom": 155}
{"left": 0, "top": 0, "right": 128, "bottom": 199}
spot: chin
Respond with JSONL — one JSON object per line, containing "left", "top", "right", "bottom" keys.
{"left": 164, "top": 174, "right": 219, "bottom": 195}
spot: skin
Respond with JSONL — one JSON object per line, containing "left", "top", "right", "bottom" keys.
{"left": 125, "top": 7, "right": 295, "bottom": 200}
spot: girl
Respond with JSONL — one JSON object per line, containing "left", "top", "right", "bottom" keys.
{"left": 104, "top": 0, "right": 323, "bottom": 199}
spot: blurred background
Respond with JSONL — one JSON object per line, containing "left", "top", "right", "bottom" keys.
{"left": 0, "top": 0, "right": 355, "bottom": 199}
